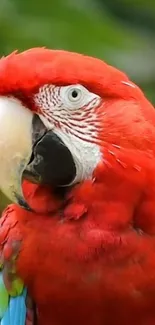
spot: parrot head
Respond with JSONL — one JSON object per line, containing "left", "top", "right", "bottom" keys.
{"left": 0, "top": 48, "right": 154, "bottom": 209}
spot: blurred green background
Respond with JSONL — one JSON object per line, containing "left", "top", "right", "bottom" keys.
{"left": 0, "top": 0, "right": 155, "bottom": 212}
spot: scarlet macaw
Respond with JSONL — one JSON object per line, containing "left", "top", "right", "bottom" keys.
{"left": 0, "top": 48, "right": 155, "bottom": 325}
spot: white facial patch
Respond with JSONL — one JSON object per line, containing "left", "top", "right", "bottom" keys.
{"left": 34, "top": 84, "right": 102, "bottom": 184}
{"left": 53, "top": 127, "right": 101, "bottom": 185}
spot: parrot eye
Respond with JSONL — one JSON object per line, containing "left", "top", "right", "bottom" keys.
{"left": 68, "top": 87, "right": 82, "bottom": 101}
{"left": 60, "top": 85, "right": 97, "bottom": 110}
{"left": 35, "top": 84, "right": 101, "bottom": 115}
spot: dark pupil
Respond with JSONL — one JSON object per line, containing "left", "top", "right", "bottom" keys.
{"left": 71, "top": 90, "right": 78, "bottom": 98}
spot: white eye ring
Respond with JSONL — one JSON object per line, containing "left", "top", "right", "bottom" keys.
{"left": 60, "top": 84, "right": 100, "bottom": 110}
{"left": 67, "top": 87, "right": 83, "bottom": 102}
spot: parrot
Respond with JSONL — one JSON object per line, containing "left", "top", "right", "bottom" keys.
{"left": 0, "top": 48, "right": 155, "bottom": 325}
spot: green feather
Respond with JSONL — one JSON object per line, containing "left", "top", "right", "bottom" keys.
{"left": 8, "top": 278, "right": 24, "bottom": 297}
{"left": 0, "top": 273, "right": 9, "bottom": 318}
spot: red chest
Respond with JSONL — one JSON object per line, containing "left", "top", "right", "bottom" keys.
{"left": 17, "top": 214, "right": 155, "bottom": 325}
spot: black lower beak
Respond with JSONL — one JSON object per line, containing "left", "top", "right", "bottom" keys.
{"left": 23, "top": 115, "right": 76, "bottom": 188}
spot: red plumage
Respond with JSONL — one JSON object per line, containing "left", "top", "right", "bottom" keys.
{"left": 0, "top": 48, "right": 146, "bottom": 100}
{"left": 1, "top": 48, "right": 155, "bottom": 325}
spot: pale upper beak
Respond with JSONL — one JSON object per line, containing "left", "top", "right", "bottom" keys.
{"left": 0, "top": 96, "right": 45, "bottom": 209}
{"left": 0, "top": 95, "right": 76, "bottom": 210}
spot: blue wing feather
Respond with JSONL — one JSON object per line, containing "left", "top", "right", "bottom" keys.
{"left": 0, "top": 271, "right": 27, "bottom": 325}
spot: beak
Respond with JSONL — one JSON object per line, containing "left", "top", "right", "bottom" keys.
{"left": 0, "top": 96, "right": 76, "bottom": 210}
{"left": 0, "top": 97, "right": 46, "bottom": 210}
{"left": 24, "top": 128, "right": 76, "bottom": 189}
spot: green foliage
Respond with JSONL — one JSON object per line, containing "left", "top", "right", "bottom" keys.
{"left": 0, "top": 0, "right": 154, "bottom": 212}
